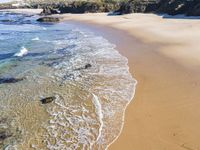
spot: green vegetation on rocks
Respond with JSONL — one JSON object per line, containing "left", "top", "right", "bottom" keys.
{"left": 114, "top": 0, "right": 159, "bottom": 14}
{"left": 58, "top": 1, "right": 120, "bottom": 13}
{"left": 0, "top": 0, "right": 200, "bottom": 16}
{"left": 115, "top": 0, "right": 200, "bottom": 16}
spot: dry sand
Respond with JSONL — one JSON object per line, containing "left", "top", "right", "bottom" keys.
{"left": 4, "top": 9, "right": 200, "bottom": 150}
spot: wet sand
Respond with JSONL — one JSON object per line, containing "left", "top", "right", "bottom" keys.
{"left": 4, "top": 10, "right": 200, "bottom": 150}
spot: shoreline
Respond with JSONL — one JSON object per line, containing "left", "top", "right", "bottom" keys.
{"left": 58, "top": 13, "right": 200, "bottom": 150}
{"left": 2, "top": 9, "right": 200, "bottom": 150}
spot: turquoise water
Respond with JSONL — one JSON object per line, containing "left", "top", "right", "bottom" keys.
{"left": 0, "top": 12, "right": 136, "bottom": 150}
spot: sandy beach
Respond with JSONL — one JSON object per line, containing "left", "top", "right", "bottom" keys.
{"left": 3, "top": 9, "right": 200, "bottom": 149}
{"left": 58, "top": 13, "right": 200, "bottom": 150}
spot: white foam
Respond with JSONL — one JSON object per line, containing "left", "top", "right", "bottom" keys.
{"left": 14, "top": 46, "right": 28, "bottom": 57}
{"left": 31, "top": 37, "right": 40, "bottom": 41}
{"left": 4, "top": 144, "right": 18, "bottom": 150}
{"left": 43, "top": 30, "right": 137, "bottom": 149}
{"left": 92, "top": 94, "right": 104, "bottom": 142}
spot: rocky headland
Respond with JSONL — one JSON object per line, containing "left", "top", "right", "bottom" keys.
{"left": 1, "top": 0, "right": 200, "bottom": 16}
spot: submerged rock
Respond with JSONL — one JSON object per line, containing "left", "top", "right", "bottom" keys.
{"left": 0, "top": 131, "right": 12, "bottom": 141}
{"left": 0, "top": 19, "right": 14, "bottom": 23}
{"left": 37, "top": 17, "right": 60, "bottom": 22}
{"left": 40, "top": 96, "right": 56, "bottom": 104}
{"left": 0, "top": 117, "right": 22, "bottom": 149}
{"left": 0, "top": 77, "right": 24, "bottom": 84}
{"left": 75, "top": 64, "right": 92, "bottom": 71}
{"left": 85, "top": 64, "right": 92, "bottom": 69}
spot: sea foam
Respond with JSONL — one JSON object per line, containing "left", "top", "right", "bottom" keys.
{"left": 31, "top": 37, "right": 40, "bottom": 41}
{"left": 14, "top": 47, "right": 28, "bottom": 57}
{"left": 92, "top": 93, "right": 104, "bottom": 142}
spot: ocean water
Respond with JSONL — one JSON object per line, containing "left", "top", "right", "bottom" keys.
{"left": 0, "top": 12, "right": 137, "bottom": 150}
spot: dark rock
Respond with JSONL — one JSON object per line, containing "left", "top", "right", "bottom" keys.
{"left": 0, "top": 131, "right": 12, "bottom": 141}
{"left": 113, "top": 0, "right": 200, "bottom": 16}
{"left": 0, "top": 117, "right": 22, "bottom": 149}
{"left": 75, "top": 64, "right": 92, "bottom": 71}
{"left": 0, "top": 19, "right": 14, "bottom": 23}
{"left": 0, "top": 78, "right": 24, "bottom": 84}
{"left": 184, "top": 1, "right": 200, "bottom": 16}
{"left": 156, "top": 0, "right": 189, "bottom": 15}
{"left": 114, "top": 0, "right": 160, "bottom": 15}
{"left": 58, "top": 1, "right": 100, "bottom": 13}
{"left": 40, "top": 96, "right": 56, "bottom": 104}
{"left": 58, "top": 1, "right": 119, "bottom": 14}
{"left": 37, "top": 17, "right": 60, "bottom": 22}
{"left": 155, "top": 0, "right": 200, "bottom": 16}
{"left": 41, "top": 6, "right": 60, "bottom": 15}
{"left": 85, "top": 64, "right": 92, "bottom": 69}
{"left": 1, "top": 0, "right": 200, "bottom": 16}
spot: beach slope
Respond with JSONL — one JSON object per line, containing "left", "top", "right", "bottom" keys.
{"left": 4, "top": 9, "right": 200, "bottom": 150}
{"left": 58, "top": 13, "right": 200, "bottom": 150}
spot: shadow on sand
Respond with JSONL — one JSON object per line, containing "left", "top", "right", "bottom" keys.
{"left": 156, "top": 14, "right": 200, "bottom": 20}
{"left": 107, "top": 11, "right": 200, "bottom": 20}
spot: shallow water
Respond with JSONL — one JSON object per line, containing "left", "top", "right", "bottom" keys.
{"left": 0, "top": 12, "right": 136, "bottom": 150}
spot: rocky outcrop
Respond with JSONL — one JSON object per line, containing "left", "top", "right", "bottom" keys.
{"left": 114, "top": 0, "right": 160, "bottom": 14}
{"left": 37, "top": 17, "right": 60, "bottom": 22}
{"left": 157, "top": 0, "right": 200, "bottom": 16}
{"left": 115, "top": 0, "right": 200, "bottom": 16}
{"left": 33, "top": 1, "right": 120, "bottom": 15}
{"left": 40, "top": 6, "right": 60, "bottom": 15}
{"left": 58, "top": 1, "right": 119, "bottom": 14}
{"left": 1, "top": 0, "right": 200, "bottom": 16}
{"left": 40, "top": 96, "right": 56, "bottom": 104}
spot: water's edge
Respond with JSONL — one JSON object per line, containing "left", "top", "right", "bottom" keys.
{"left": 66, "top": 20, "right": 138, "bottom": 149}
{"left": 0, "top": 11, "right": 137, "bottom": 150}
